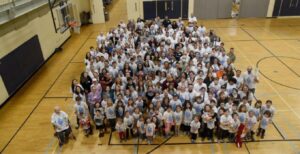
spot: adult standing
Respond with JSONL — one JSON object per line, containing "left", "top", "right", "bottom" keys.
{"left": 88, "top": 86, "right": 101, "bottom": 118}
{"left": 51, "top": 106, "right": 72, "bottom": 147}
{"left": 243, "top": 66, "right": 259, "bottom": 93}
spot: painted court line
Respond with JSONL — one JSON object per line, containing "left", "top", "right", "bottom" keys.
{"left": 235, "top": 41, "right": 300, "bottom": 153}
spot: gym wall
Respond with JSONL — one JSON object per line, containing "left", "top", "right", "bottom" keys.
{"left": 0, "top": 5, "right": 71, "bottom": 106}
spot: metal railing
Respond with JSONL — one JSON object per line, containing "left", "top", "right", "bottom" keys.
{"left": 0, "top": 0, "right": 49, "bottom": 25}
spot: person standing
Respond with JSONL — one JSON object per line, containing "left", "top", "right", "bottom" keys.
{"left": 74, "top": 96, "right": 89, "bottom": 129}
{"left": 51, "top": 106, "right": 72, "bottom": 147}
{"left": 88, "top": 86, "right": 101, "bottom": 118}
{"left": 190, "top": 116, "right": 201, "bottom": 143}
{"left": 243, "top": 66, "right": 259, "bottom": 93}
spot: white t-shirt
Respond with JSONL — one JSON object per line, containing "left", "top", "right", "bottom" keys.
{"left": 174, "top": 111, "right": 183, "bottom": 125}
{"left": 220, "top": 115, "right": 233, "bottom": 130}
{"left": 243, "top": 72, "right": 257, "bottom": 89}
{"left": 183, "top": 109, "right": 194, "bottom": 125}
{"left": 51, "top": 111, "right": 69, "bottom": 132}
{"left": 124, "top": 115, "right": 134, "bottom": 127}
{"left": 190, "top": 120, "right": 201, "bottom": 133}
{"left": 146, "top": 123, "right": 156, "bottom": 136}
{"left": 246, "top": 115, "right": 257, "bottom": 130}
{"left": 137, "top": 120, "right": 146, "bottom": 133}
{"left": 116, "top": 123, "right": 126, "bottom": 132}
{"left": 163, "top": 111, "right": 174, "bottom": 123}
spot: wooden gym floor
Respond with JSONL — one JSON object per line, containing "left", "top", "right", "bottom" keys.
{"left": 1, "top": 0, "right": 300, "bottom": 153}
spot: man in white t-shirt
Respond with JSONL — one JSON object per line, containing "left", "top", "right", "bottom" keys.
{"left": 51, "top": 106, "right": 71, "bottom": 147}
{"left": 243, "top": 66, "right": 259, "bottom": 93}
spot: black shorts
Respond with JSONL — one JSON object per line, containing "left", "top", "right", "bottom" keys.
{"left": 96, "top": 125, "right": 105, "bottom": 130}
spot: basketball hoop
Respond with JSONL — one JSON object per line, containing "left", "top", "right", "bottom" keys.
{"left": 68, "top": 21, "right": 81, "bottom": 34}
{"left": 68, "top": 21, "right": 78, "bottom": 28}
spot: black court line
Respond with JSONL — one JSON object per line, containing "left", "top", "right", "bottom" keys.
{"left": 256, "top": 56, "right": 300, "bottom": 91}
{"left": 253, "top": 92, "right": 286, "bottom": 140}
{"left": 240, "top": 27, "right": 300, "bottom": 77}
{"left": 272, "top": 122, "right": 286, "bottom": 140}
{"left": 108, "top": 131, "right": 113, "bottom": 145}
{"left": 108, "top": 139, "right": 300, "bottom": 146}
{"left": 0, "top": 32, "right": 92, "bottom": 153}
{"left": 225, "top": 39, "right": 299, "bottom": 42}
{"left": 146, "top": 134, "right": 174, "bottom": 154}
{"left": 136, "top": 136, "right": 140, "bottom": 154}
{"left": 44, "top": 96, "right": 73, "bottom": 99}
{"left": 244, "top": 142, "right": 251, "bottom": 154}
{"left": 44, "top": 32, "right": 93, "bottom": 97}
{"left": 69, "top": 62, "right": 84, "bottom": 63}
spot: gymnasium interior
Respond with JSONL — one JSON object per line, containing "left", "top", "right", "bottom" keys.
{"left": 0, "top": 0, "right": 300, "bottom": 153}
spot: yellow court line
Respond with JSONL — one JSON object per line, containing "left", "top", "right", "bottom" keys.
{"left": 234, "top": 44, "right": 300, "bottom": 120}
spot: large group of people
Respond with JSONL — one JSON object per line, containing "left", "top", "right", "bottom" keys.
{"left": 51, "top": 16, "right": 275, "bottom": 148}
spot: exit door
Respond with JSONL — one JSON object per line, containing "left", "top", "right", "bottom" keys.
{"left": 157, "top": 0, "right": 181, "bottom": 18}
{"left": 273, "top": 0, "right": 300, "bottom": 16}
{"left": 143, "top": 0, "right": 189, "bottom": 20}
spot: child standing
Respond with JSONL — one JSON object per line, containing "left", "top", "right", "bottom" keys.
{"left": 115, "top": 118, "right": 126, "bottom": 143}
{"left": 190, "top": 116, "right": 201, "bottom": 143}
{"left": 105, "top": 100, "right": 116, "bottom": 131}
{"left": 219, "top": 109, "right": 233, "bottom": 142}
{"left": 206, "top": 108, "right": 217, "bottom": 142}
{"left": 163, "top": 107, "right": 174, "bottom": 137}
{"left": 79, "top": 112, "right": 93, "bottom": 137}
{"left": 94, "top": 110, "right": 105, "bottom": 138}
{"left": 261, "top": 100, "right": 275, "bottom": 119}
{"left": 245, "top": 110, "right": 257, "bottom": 141}
{"left": 253, "top": 100, "right": 262, "bottom": 120}
{"left": 123, "top": 111, "right": 134, "bottom": 140}
{"left": 236, "top": 104, "right": 247, "bottom": 148}
{"left": 228, "top": 112, "right": 240, "bottom": 142}
{"left": 137, "top": 117, "right": 146, "bottom": 140}
{"left": 174, "top": 106, "right": 183, "bottom": 136}
{"left": 183, "top": 101, "right": 194, "bottom": 135}
{"left": 145, "top": 118, "right": 156, "bottom": 144}
{"left": 256, "top": 110, "right": 271, "bottom": 139}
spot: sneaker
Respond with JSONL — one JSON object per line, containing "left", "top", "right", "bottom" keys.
{"left": 191, "top": 139, "right": 195, "bottom": 143}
